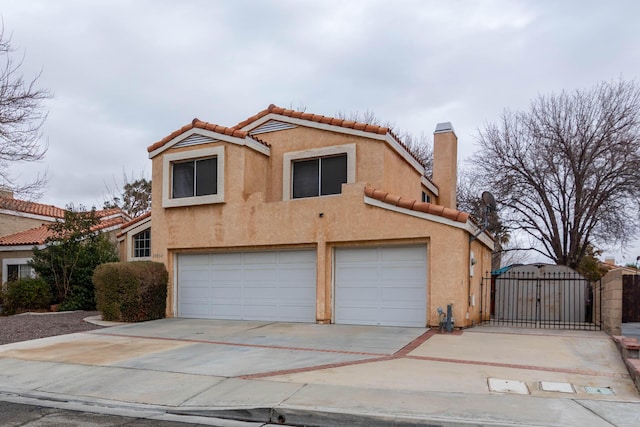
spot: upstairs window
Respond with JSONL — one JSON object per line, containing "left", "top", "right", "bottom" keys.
{"left": 172, "top": 157, "right": 217, "bottom": 198}
{"left": 133, "top": 229, "right": 151, "bottom": 258}
{"left": 162, "top": 146, "right": 225, "bottom": 208}
{"left": 292, "top": 154, "right": 348, "bottom": 199}
{"left": 422, "top": 191, "right": 431, "bottom": 203}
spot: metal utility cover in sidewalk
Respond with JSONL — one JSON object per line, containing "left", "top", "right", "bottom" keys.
{"left": 540, "top": 381, "right": 575, "bottom": 393}
{"left": 488, "top": 378, "right": 529, "bottom": 394}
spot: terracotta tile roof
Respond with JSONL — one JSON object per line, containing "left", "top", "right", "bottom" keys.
{"left": 147, "top": 118, "right": 270, "bottom": 153}
{"left": 234, "top": 104, "right": 390, "bottom": 135}
{"left": 116, "top": 211, "right": 151, "bottom": 238}
{"left": 0, "top": 196, "right": 66, "bottom": 219}
{"left": 234, "top": 104, "right": 426, "bottom": 167}
{"left": 365, "top": 186, "right": 470, "bottom": 223}
{"left": 0, "top": 225, "right": 52, "bottom": 246}
{"left": 0, "top": 216, "right": 127, "bottom": 247}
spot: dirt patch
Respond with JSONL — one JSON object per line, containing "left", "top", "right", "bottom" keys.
{"left": 0, "top": 311, "right": 103, "bottom": 345}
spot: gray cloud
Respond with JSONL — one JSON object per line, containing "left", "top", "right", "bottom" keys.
{"left": 1, "top": 0, "right": 639, "bottom": 262}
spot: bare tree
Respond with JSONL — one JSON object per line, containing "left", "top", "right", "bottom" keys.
{"left": 335, "top": 110, "right": 433, "bottom": 173}
{"left": 457, "top": 174, "right": 511, "bottom": 270}
{"left": 471, "top": 79, "right": 640, "bottom": 268}
{"left": 0, "top": 24, "right": 50, "bottom": 198}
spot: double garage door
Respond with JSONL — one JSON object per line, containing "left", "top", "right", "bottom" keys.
{"left": 177, "top": 245, "right": 427, "bottom": 327}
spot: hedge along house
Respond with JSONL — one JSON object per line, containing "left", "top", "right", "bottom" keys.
{"left": 148, "top": 105, "right": 494, "bottom": 328}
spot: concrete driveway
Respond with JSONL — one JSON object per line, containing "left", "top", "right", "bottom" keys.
{"left": 0, "top": 319, "right": 639, "bottom": 426}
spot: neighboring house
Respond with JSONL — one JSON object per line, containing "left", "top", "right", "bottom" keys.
{"left": 117, "top": 211, "right": 152, "bottom": 261}
{"left": 0, "top": 193, "right": 128, "bottom": 283}
{"left": 147, "top": 104, "right": 494, "bottom": 328}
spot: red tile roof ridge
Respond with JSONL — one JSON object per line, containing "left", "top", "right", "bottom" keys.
{"left": 234, "top": 104, "right": 389, "bottom": 136}
{"left": 0, "top": 196, "right": 66, "bottom": 219}
{"left": 147, "top": 118, "right": 270, "bottom": 153}
{"left": 234, "top": 105, "right": 425, "bottom": 167}
{"left": 364, "top": 185, "right": 470, "bottom": 223}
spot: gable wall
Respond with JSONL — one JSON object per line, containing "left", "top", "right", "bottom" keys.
{"left": 0, "top": 213, "right": 54, "bottom": 238}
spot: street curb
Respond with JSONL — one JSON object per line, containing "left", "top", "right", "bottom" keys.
{"left": 169, "top": 406, "right": 529, "bottom": 427}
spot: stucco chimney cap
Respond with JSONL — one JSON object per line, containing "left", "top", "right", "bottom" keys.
{"left": 434, "top": 122, "right": 455, "bottom": 134}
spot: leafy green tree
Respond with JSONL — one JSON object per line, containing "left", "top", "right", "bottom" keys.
{"left": 104, "top": 173, "right": 151, "bottom": 218}
{"left": 575, "top": 245, "right": 609, "bottom": 282}
{"left": 29, "top": 206, "right": 118, "bottom": 310}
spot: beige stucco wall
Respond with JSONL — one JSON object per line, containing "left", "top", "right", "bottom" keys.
{"left": 150, "top": 127, "right": 492, "bottom": 328}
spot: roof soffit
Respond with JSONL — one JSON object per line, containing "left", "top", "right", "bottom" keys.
{"left": 149, "top": 127, "right": 270, "bottom": 159}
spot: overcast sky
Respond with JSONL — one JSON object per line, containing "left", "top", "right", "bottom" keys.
{"left": 1, "top": 0, "right": 639, "bottom": 264}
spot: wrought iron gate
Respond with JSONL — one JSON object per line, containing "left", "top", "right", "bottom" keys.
{"left": 622, "top": 275, "right": 640, "bottom": 323}
{"left": 480, "top": 271, "right": 601, "bottom": 330}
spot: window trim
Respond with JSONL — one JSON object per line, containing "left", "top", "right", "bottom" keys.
{"left": 282, "top": 144, "right": 356, "bottom": 201}
{"left": 162, "top": 146, "right": 225, "bottom": 207}
{"left": 132, "top": 228, "right": 151, "bottom": 260}
{"left": 2, "top": 258, "right": 34, "bottom": 284}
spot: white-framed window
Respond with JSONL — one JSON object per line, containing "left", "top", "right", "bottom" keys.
{"left": 133, "top": 228, "right": 151, "bottom": 259}
{"left": 422, "top": 191, "right": 431, "bottom": 203}
{"left": 283, "top": 144, "right": 356, "bottom": 201}
{"left": 2, "top": 258, "right": 35, "bottom": 283}
{"left": 162, "top": 146, "right": 225, "bottom": 208}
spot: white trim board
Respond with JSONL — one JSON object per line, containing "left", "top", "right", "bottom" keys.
{"left": 149, "top": 128, "right": 270, "bottom": 159}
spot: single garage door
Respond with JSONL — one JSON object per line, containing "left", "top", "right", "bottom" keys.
{"left": 335, "top": 245, "right": 427, "bottom": 327}
{"left": 178, "top": 249, "right": 316, "bottom": 322}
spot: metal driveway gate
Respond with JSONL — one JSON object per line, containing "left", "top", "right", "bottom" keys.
{"left": 480, "top": 271, "right": 601, "bottom": 330}
{"left": 622, "top": 275, "right": 640, "bottom": 323}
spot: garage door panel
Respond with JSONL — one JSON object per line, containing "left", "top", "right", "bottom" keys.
{"left": 180, "top": 254, "right": 210, "bottom": 266}
{"left": 178, "top": 250, "right": 316, "bottom": 322}
{"left": 336, "top": 267, "right": 379, "bottom": 282}
{"left": 209, "top": 253, "right": 243, "bottom": 265}
{"left": 179, "top": 285, "right": 209, "bottom": 299}
{"left": 337, "top": 247, "right": 379, "bottom": 263}
{"left": 335, "top": 245, "right": 427, "bottom": 327}
{"left": 381, "top": 246, "right": 425, "bottom": 262}
{"left": 180, "top": 303, "right": 210, "bottom": 317}
{"left": 244, "top": 268, "right": 278, "bottom": 281}
{"left": 279, "top": 250, "right": 316, "bottom": 264}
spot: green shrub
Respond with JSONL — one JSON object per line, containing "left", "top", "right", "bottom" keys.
{"left": 4, "top": 278, "right": 52, "bottom": 314}
{"left": 93, "top": 261, "right": 167, "bottom": 322}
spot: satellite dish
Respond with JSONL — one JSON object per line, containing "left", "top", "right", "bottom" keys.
{"left": 481, "top": 191, "right": 497, "bottom": 212}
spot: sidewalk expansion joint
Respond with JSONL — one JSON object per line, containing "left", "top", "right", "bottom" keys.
{"left": 237, "top": 356, "right": 395, "bottom": 380}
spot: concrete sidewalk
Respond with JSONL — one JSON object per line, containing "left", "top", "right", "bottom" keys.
{"left": 0, "top": 319, "right": 638, "bottom": 426}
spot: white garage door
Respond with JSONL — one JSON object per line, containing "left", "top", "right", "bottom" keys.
{"left": 178, "top": 250, "right": 316, "bottom": 322}
{"left": 335, "top": 245, "right": 427, "bottom": 327}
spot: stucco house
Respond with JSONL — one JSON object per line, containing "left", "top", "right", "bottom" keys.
{"left": 143, "top": 104, "right": 493, "bottom": 328}
{"left": 117, "top": 211, "right": 152, "bottom": 262}
{"left": 0, "top": 191, "right": 128, "bottom": 283}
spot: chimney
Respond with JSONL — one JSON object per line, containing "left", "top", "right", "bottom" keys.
{"left": 0, "top": 186, "right": 13, "bottom": 199}
{"left": 604, "top": 257, "right": 616, "bottom": 266}
{"left": 432, "top": 122, "right": 457, "bottom": 209}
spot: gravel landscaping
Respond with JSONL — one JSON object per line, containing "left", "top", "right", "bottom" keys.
{"left": 0, "top": 311, "right": 104, "bottom": 345}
